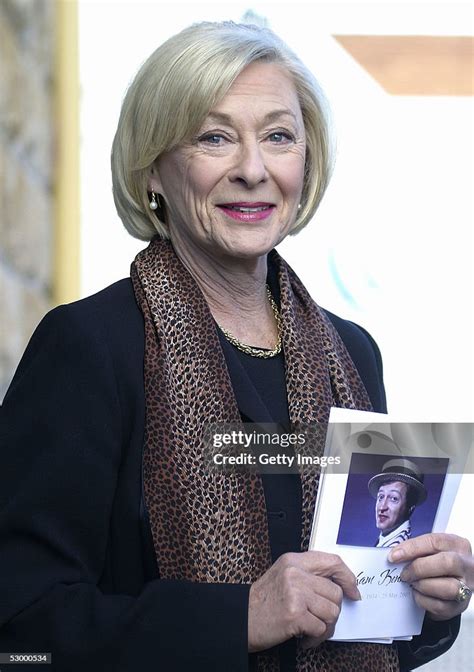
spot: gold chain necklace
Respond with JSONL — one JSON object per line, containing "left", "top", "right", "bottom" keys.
{"left": 217, "top": 285, "right": 282, "bottom": 359}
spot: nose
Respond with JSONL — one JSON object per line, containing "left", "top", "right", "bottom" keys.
{"left": 378, "top": 497, "right": 388, "bottom": 511}
{"left": 228, "top": 139, "right": 268, "bottom": 188}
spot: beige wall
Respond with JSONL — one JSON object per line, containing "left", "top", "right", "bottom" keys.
{"left": 0, "top": 0, "right": 79, "bottom": 401}
{"left": 0, "top": 0, "right": 55, "bottom": 399}
{"left": 334, "top": 35, "right": 474, "bottom": 96}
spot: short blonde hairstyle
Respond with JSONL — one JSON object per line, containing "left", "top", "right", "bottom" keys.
{"left": 112, "top": 21, "right": 334, "bottom": 240}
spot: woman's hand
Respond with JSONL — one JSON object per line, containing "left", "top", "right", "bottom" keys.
{"left": 388, "top": 533, "right": 473, "bottom": 620}
{"left": 247, "top": 551, "right": 361, "bottom": 653}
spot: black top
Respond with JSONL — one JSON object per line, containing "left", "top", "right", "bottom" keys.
{"left": 217, "top": 335, "right": 300, "bottom": 671}
{"left": 217, "top": 334, "right": 301, "bottom": 554}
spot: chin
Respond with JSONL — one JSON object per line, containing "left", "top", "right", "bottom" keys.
{"left": 221, "top": 232, "right": 283, "bottom": 259}
{"left": 223, "top": 245, "right": 274, "bottom": 261}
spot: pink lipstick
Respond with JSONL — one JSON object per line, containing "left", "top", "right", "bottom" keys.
{"left": 218, "top": 202, "right": 275, "bottom": 222}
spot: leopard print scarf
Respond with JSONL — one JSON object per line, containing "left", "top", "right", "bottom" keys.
{"left": 131, "top": 238, "right": 399, "bottom": 672}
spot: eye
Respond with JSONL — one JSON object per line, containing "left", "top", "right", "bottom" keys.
{"left": 267, "top": 131, "right": 294, "bottom": 144}
{"left": 198, "top": 133, "right": 227, "bottom": 146}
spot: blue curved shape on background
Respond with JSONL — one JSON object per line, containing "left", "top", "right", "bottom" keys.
{"left": 328, "top": 250, "right": 379, "bottom": 309}
{"left": 328, "top": 250, "right": 358, "bottom": 309}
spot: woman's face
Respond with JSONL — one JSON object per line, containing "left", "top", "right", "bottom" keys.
{"left": 150, "top": 61, "right": 306, "bottom": 263}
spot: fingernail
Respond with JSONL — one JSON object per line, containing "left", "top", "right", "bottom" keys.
{"left": 356, "top": 588, "right": 362, "bottom": 601}
{"left": 389, "top": 549, "right": 403, "bottom": 562}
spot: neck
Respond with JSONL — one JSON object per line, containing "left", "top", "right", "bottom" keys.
{"left": 169, "top": 234, "right": 278, "bottom": 349}
{"left": 169, "top": 236, "right": 271, "bottom": 318}
{"left": 380, "top": 519, "right": 410, "bottom": 538}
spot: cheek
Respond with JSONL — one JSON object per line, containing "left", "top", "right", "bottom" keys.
{"left": 183, "top": 168, "right": 216, "bottom": 208}
{"left": 283, "top": 159, "right": 305, "bottom": 192}
{"left": 159, "top": 156, "right": 209, "bottom": 212}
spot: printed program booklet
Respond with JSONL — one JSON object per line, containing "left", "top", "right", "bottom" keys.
{"left": 309, "top": 409, "right": 472, "bottom": 643}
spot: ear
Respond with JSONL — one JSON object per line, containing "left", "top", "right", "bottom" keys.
{"left": 147, "top": 163, "right": 163, "bottom": 194}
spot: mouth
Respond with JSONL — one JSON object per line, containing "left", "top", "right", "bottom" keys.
{"left": 217, "top": 202, "right": 275, "bottom": 222}
{"left": 377, "top": 515, "right": 388, "bottom": 523}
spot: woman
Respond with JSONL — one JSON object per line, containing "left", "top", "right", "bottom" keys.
{"left": 0, "top": 21, "right": 472, "bottom": 672}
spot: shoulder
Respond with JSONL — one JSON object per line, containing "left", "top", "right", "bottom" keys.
{"left": 3, "top": 278, "right": 144, "bottom": 406}
{"left": 54, "top": 277, "right": 142, "bottom": 334}
{"left": 322, "top": 308, "right": 383, "bottom": 367}
{"left": 322, "top": 308, "right": 387, "bottom": 413}
{"left": 45, "top": 277, "right": 144, "bottom": 381}
{"left": 39, "top": 277, "right": 142, "bottom": 355}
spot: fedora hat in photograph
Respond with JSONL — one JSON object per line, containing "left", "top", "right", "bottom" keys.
{"left": 368, "top": 458, "right": 427, "bottom": 505}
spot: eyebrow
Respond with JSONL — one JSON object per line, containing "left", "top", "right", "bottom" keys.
{"left": 205, "top": 109, "right": 299, "bottom": 125}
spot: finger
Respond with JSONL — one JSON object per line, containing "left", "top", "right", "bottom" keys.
{"left": 400, "top": 551, "right": 465, "bottom": 583}
{"left": 277, "top": 568, "right": 343, "bottom": 622}
{"left": 388, "top": 533, "right": 471, "bottom": 563}
{"left": 293, "top": 610, "right": 328, "bottom": 641}
{"left": 285, "top": 551, "right": 346, "bottom": 575}
{"left": 300, "top": 622, "right": 336, "bottom": 650}
{"left": 306, "top": 575, "right": 344, "bottom": 607}
{"left": 409, "top": 577, "right": 465, "bottom": 602}
{"left": 280, "top": 572, "right": 343, "bottom": 625}
{"left": 305, "top": 591, "right": 341, "bottom": 628}
{"left": 411, "top": 588, "right": 467, "bottom": 620}
{"left": 289, "top": 551, "right": 360, "bottom": 601}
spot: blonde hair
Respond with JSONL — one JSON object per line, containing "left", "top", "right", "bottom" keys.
{"left": 111, "top": 21, "right": 334, "bottom": 240}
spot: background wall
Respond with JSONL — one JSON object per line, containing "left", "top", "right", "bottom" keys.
{"left": 0, "top": 0, "right": 55, "bottom": 399}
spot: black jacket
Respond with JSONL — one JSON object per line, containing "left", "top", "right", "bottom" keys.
{"left": 0, "top": 278, "right": 459, "bottom": 671}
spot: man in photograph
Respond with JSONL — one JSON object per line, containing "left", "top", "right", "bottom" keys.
{"left": 368, "top": 458, "right": 427, "bottom": 547}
